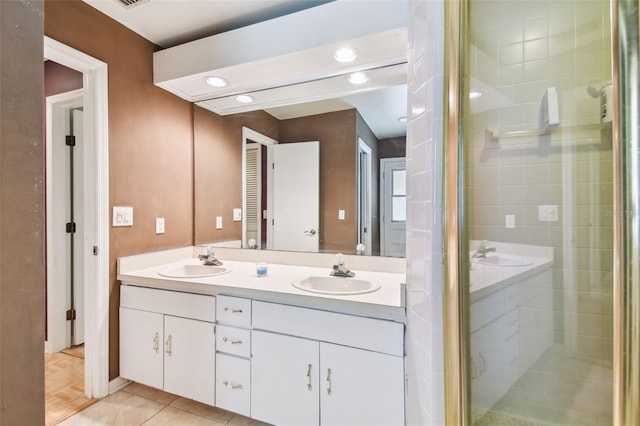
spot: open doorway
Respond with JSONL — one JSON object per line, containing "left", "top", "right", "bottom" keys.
{"left": 43, "top": 36, "right": 110, "bottom": 412}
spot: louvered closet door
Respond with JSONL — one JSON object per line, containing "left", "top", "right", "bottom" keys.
{"left": 245, "top": 144, "right": 261, "bottom": 246}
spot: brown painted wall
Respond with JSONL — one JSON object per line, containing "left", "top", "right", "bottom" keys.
{"left": 45, "top": 0, "right": 194, "bottom": 379}
{"left": 279, "top": 110, "right": 357, "bottom": 253}
{"left": 44, "top": 60, "right": 83, "bottom": 96}
{"left": 194, "top": 106, "right": 279, "bottom": 244}
{"left": 0, "top": 0, "right": 45, "bottom": 423}
{"left": 379, "top": 136, "right": 406, "bottom": 159}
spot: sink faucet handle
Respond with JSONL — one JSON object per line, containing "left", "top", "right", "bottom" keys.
{"left": 335, "top": 253, "right": 344, "bottom": 266}
{"left": 478, "top": 240, "right": 490, "bottom": 249}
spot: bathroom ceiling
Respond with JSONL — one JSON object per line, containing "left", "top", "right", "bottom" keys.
{"left": 82, "top": 0, "right": 407, "bottom": 139}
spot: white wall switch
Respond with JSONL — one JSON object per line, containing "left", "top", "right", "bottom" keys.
{"left": 112, "top": 206, "right": 133, "bottom": 227}
{"left": 338, "top": 209, "right": 345, "bottom": 220}
{"left": 216, "top": 216, "right": 223, "bottom": 229}
{"left": 505, "top": 214, "right": 515, "bottom": 229}
{"left": 233, "top": 208, "right": 242, "bottom": 221}
{"left": 155, "top": 217, "right": 165, "bottom": 234}
{"left": 538, "top": 205, "right": 559, "bottom": 222}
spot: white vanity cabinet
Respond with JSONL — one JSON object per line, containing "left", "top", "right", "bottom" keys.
{"left": 251, "top": 301, "right": 405, "bottom": 426}
{"left": 119, "top": 286, "right": 216, "bottom": 406}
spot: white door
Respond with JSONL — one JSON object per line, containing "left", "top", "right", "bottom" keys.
{"left": 380, "top": 158, "right": 407, "bottom": 257}
{"left": 244, "top": 143, "right": 262, "bottom": 246}
{"left": 251, "top": 331, "right": 320, "bottom": 426}
{"left": 119, "top": 308, "right": 163, "bottom": 390}
{"left": 357, "top": 139, "right": 373, "bottom": 255}
{"left": 72, "top": 109, "right": 85, "bottom": 345}
{"left": 272, "top": 142, "right": 320, "bottom": 252}
{"left": 320, "top": 343, "right": 405, "bottom": 426}
{"left": 164, "top": 315, "right": 215, "bottom": 405}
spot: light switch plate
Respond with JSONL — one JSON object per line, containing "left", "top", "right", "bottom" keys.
{"left": 338, "top": 209, "right": 345, "bottom": 220}
{"left": 216, "top": 216, "right": 223, "bottom": 229}
{"left": 233, "top": 208, "right": 242, "bottom": 221}
{"left": 538, "top": 205, "right": 559, "bottom": 222}
{"left": 113, "top": 206, "right": 133, "bottom": 227}
{"left": 155, "top": 218, "right": 165, "bottom": 234}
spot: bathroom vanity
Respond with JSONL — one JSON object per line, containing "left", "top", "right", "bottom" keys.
{"left": 117, "top": 247, "right": 406, "bottom": 426}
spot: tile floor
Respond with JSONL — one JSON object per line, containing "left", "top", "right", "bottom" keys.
{"left": 59, "top": 382, "right": 270, "bottom": 426}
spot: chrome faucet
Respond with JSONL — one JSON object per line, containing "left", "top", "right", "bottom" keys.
{"left": 472, "top": 240, "right": 496, "bottom": 258}
{"left": 330, "top": 253, "right": 355, "bottom": 278}
{"left": 198, "top": 246, "right": 223, "bottom": 266}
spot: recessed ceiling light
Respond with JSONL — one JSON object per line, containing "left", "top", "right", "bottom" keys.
{"left": 204, "top": 76, "right": 228, "bottom": 88}
{"left": 333, "top": 47, "right": 359, "bottom": 63}
{"left": 469, "top": 91, "right": 482, "bottom": 99}
{"left": 235, "top": 94, "right": 254, "bottom": 104}
{"left": 348, "top": 72, "right": 369, "bottom": 85}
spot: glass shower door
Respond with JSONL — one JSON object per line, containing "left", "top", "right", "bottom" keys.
{"left": 464, "top": 1, "right": 614, "bottom": 424}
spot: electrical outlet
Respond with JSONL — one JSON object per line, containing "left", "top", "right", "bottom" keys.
{"left": 155, "top": 217, "right": 165, "bottom": 234}
{"left": 505, "top": 214, "right": 515, "bottom": 229}
{"left": 216, "top": 216, "right": 223, "bottom": 229}
{"left": 338, "top": 209, "right": 345, "bottom": 220}
{"left": 233, "top": 208, "right": 242, "bottom": 221}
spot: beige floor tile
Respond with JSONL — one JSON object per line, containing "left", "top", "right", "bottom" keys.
{"left": 144, "top": 406, "right": 226, "bottom": 426}
{"left": 122, "top": 382, "right": 179, "bottom": 405}
{"left": 58, "top": 391, "right": 164, "bottom": 426}
{"left": 170, "top": 397, "right": 234, "bottom": 423}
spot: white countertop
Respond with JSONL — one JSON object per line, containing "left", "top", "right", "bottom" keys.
{"left": 118, "top": 248, "right": 406, "bottom": 321}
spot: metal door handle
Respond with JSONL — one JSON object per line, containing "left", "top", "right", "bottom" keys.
{"left": 304, "top": 229, "right": 317, "bottom": 236}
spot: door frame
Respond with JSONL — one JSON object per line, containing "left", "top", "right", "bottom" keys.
{"left": 241, "top": 127, "right": 276, "bottom": 249}
{"left": 44, "top": 36, "right": 110, "bottom": 399}
{"left": 45, "top": 90, "right": 83, "bottom": 355}
{"left": 357, "top": 138, "right": 373, "bottom": 255}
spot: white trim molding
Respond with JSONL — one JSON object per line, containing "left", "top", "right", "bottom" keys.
{"left": 44, "top": 36, "right": 110, "bottom": 399}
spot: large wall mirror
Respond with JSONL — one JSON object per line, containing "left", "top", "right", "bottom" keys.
{"left": 190, "top": 5, "right": 408, "bottom": 258}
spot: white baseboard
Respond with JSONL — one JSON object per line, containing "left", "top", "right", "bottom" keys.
{"left": 108, "top": 376, "right": 132, "bottom": 394}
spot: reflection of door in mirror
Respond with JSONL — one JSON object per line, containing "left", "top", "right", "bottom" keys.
{"left": 380, "top": 158, "right": 406, "bottom": 257}
{"left": 244, "top": 143, "right": 263, "bottom": 248}
{"left": 357, "top": 139, "right": 373, "bottom": 256}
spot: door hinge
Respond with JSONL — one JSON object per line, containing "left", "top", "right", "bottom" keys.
{"left": 93, "top": 246, "right": 99, "bottom": 256}
{"left": 66, "top": 222, "right": 76, "bottom": 233}
{"left": 65, "top": 135, "right": 76, "bottom": 147}
{"left": 66, "top": 309, "right": 76, "bottom": 320}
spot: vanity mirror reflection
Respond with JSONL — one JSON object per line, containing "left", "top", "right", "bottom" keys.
{"left": 193, "top": 77, "right": 407, "bottom": 257}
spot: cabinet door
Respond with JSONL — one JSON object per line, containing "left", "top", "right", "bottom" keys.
{"left": 251, "top": 330, "right": 319, "bottom": 426}
{"left": 119, "top": 307, "right": 163, "bottom": 390}
{"left": 320, "top": 343, "right": 405, "bottom": 426}
{"left": 164, "top": 315, "right": 215, "bottom": 406}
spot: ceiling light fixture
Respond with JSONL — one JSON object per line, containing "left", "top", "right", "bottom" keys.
{"left": 469, "top": 91, "right": 482, "bottom": 99}
{"left": 333, "top": 47, "right": 359, "bottom": 63}
{"left": 348, "top": 72, "right": 369, "bottom": 85}
{"left": 235, "top": 94, "right": 254, "bottom": 104}
{"left": 204, "top": 76, "right": 228, "bottom": 88}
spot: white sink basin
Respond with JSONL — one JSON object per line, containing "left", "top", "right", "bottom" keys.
{"left": 472, "top": 254, "right": 532, "bottom": 267}
{"left": 292, "top": 276, "right": 381, "bottom": 295}
{"left": 158, "top": 264, "right": 231, "bottom": 278}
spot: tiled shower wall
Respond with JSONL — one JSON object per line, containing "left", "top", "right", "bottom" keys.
{"left": 467, "top": 0, "right": 613, "bottom": 363}
{"left": 405, "top": 0, "right": 446, "bottom": 424}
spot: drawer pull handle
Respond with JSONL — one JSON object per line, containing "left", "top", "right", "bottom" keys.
{"left": 165, "top": 334, "right": 172, "bottom": 357}
{"left": 326, "top": 368, "right": 332, "bottom": 396}
{"left": 222, "top": 337, "right": 243, "bottom": 345}
{"left": 153, "top": 332, "right": 159, "bottom": 353}
{"left": 222, "top": 380, "right": 243, "bottom": 390}
{"left": 223, "top": 307, "right": 243, "bottom": 313}
{"left": 479, "top": 352, "right": 486, "bottom": 374}
{"left": 306, "top": 364, "right": 313, "bottom": 391}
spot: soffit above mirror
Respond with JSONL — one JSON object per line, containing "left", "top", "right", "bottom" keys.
{"left": 152, "top": 1, "right": 408, "bottom": 103}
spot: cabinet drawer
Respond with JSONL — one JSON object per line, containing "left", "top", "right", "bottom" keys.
{"left": 216, "top": 296, "right": 251, "bottom": 327}
{"left": 253, "top": 301, "right": 403, "bottom": 356}
{"left": 121, "top": 285, "right": 215, "bottom": 322}
{"left": 216, "top": 325, "right": 251, "bottom": 358}
{"left": 216, "top": 354, "right": 250, "bottom": 417}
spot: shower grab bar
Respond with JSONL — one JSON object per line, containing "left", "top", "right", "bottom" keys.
{"left": 484, "top": 122, "right": 611, "bottom": 146}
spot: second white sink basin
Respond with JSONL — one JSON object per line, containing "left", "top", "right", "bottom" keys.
{"left": 292, "top": 276, "right": 381, "bottom": 295}
{"left": 472, "top": 254, "right": 532, "bottom": 267}
{"left": 158, "top": 264, "right": 231, "bottom": 278}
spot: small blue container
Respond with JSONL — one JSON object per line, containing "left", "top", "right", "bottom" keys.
{"left": 256, "top": 262, "right": 268, "bottom": 277}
